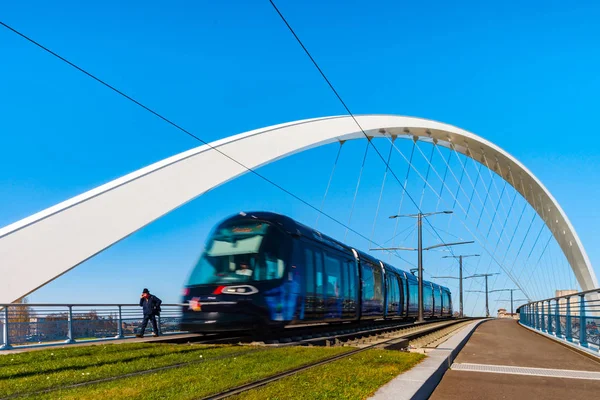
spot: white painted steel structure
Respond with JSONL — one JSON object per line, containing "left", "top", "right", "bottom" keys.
{"left": 0, "top": 115, "right": 596, "bottom": 303}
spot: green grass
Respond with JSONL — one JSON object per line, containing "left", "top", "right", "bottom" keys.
{"left": 2, "top": 342, "right": 424, "bottom": 400}
{"left": 0, "top": 342, "right": 156, "bottom": 367}
{"left": 0, "top": 343, "right": 248, "bottom": 398}
{"left": 27, "top": 346, "right": 353, "bottom": 400}
{"left": 230, "top": 349, "right": 425, "bottom": 400}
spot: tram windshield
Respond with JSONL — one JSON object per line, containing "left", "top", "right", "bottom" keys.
{"left": 187, "top": 220, "right": 290, "bottom": 285}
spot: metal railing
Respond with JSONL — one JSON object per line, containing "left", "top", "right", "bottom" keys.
{"left": 0, "top": 303, "right": 186, "bottom": 350}
{"left": 518, "top": 288, "right": 600, "bottom": 353}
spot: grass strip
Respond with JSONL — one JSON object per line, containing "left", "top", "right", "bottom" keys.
{"left": 229, "top": 349, "right": 425, "bottom": 400}
{"left": 0, "top": 343, "right": 222, "bottom": 379}
{"left": 0, "top": 342, "right": 157, "bottom": 367}
{"left": 0, "top": 345, "right": 246, "bottom": 398}
{"left": 29, "top": 346, "right": 352, "bottom": 400}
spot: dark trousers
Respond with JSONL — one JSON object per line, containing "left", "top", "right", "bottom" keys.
{"left": 140, "top": 314, "right": 159, "bottom": 335}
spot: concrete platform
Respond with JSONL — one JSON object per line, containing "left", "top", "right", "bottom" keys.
{"left": 430, "top": 319, "right": 600, "bottom": 400}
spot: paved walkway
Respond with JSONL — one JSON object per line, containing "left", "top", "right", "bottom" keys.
{"left": 430, "top": 319, "right": 600, "bottom": 400}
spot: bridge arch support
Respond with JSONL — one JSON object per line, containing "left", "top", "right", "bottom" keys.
{"left": 0, "top": 115, "right": 596, "bottom": 303}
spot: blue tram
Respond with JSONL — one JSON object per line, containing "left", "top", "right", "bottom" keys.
{"left": 180, "top": 212, "right": 452, "bottom": 333}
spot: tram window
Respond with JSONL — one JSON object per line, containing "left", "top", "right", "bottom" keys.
{"left": 387, "top": 275, "right": 398, "bottom": 311}
{"left": 444, "top": 291, "right": 451, "bottom": 312}
{"left": 398, "top": 276, "right": 404, "bottom": 312}
{"left": 315, "top": 250, "right": 324, "bottom": 296}
{"left": 304, "top": 248, "right": 315, "bottom": 294}
{"left": 187, "top": 221, "right": 290, "bottom": 285}
{"left": 362, "top": 265, "right": 374, "bottom": 300}
{"left": 408, "top": 279, "right": 418, "bottom": 310}
{"left": 424, "top": 285, "right": 433, "bottom": 309}
{"left": 324, "top": 253, "right": 342, "bottom": 297}
{"left": 373, "top": 265, "right": 383, "bottom": 302}
{"left": 346, "top": 261, "right": 356, "bottom": 299}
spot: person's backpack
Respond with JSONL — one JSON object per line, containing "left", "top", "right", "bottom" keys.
{"left": 153, "top": 296, "right": 162, "bottom": 315}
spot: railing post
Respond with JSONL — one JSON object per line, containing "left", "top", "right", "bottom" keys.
{"left": 531, "top": 304, "right": 534, "bottom": 327}
{"left": 555, "top": 299, "right": 561, "bottom": 337}
{"left": 541, "top": 301, "right": 545, "bottom": 332}
{"left": 0, "top": 306, "right": 11, "bottom": 350}
{"left": 535, "top": 302, "right": 539, "bottom": 330}
{"left": 548, "top": 300, "right": 552, "bottom": 334}
{"left": 566, "top": 296, "right": 572, "bottom": 341}
{"left": 65, "top": 306, "right": 75, "bottom": 344}
{"left": 579, "top": 294, "right": 587, "bottom": 347}
{"left": 116, "top": 305, "right": 124, "bottom": 339}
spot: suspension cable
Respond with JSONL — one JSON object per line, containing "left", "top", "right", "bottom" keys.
{"left": 389, "top": 141, "right": 416, "bottom": 261}
{"left": 315, "top": 141, "right": 344, "bottom": 228}
{"left": 345, "top": 140, "right": 370, "bottom": 241}
{"left": 412, "top": 141, "right": 533, "bottom": 300}
{"left": 435, "top": 145, "right": 453, "bottom": 211}
{"left": 393, "top": 139, "right": 531, "bottom": 299}
{"left": 418, "top": 143, "right": 436, "bottom": 209}
{"left": 369, "top": 138, "right": 396, "bottom": 244}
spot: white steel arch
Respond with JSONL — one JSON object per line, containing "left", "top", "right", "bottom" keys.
{"left": 0, "top": 115, "right": 596, "bottom": 303}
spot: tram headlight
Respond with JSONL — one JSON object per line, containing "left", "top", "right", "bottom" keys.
{"left": 220, "top": 285, "right": 258, "bottom": 295}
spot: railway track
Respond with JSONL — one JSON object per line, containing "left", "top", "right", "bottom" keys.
{"left": 156, "top": 317, "right": 455, "bottom": 347}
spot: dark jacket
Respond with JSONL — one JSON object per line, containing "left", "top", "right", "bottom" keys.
{"left": 140, "top": 294, "right": 162, "bottom": 316}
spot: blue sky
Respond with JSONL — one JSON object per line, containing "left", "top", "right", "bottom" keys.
{"left": 1, "top": 0, "right": 599, "bottom": 315}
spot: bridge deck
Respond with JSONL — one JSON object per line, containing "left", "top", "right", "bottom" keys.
{"left": 430, "top": 319, "right": 600, "bottom": 400}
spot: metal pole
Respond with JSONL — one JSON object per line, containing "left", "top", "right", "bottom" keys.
{"left": 417, "top": 213, "right": 424, "bottom": 323}
{"left": 65, "top": 306, "right": 75, "bottom": 344}
{"left": 566, "top": 296, "right": 572, "bottom": 341}
{"left": 1, "top": 306, "right": 11, "bottom": 350}
{"left": 548, "top": 300, "right": 552, "bottom": 333}
{"left": 485, "top": 275, "right": 489, "bottom": 317}
{"left": 459, "top": 256, "right": 464, "bottom": 318}
{"left": 116, "top": 305, "right": 123, "bottom": 339}
{"left": 541, "top": 301, "right": 545, "bottom": 331}
{"left": 510, "top": 289, "right": 514, "bottom": 315}
{"left": 579, "top": 294, "right": 587, "bottom": 347}
{"left": 555, "top": 299, "right": 561, "bottom": 337}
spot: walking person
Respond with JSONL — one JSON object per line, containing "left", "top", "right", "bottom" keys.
{"left": 136, "top": 288, "right": 162, "bottom": 338}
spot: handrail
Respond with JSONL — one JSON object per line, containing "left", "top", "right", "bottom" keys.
{"left": 0, "top": 303, "right": 187, "bottom": 351}
{"left": 516, "top": 288, "right": 600, "bottom": 311}
{"left": 517, "top": 288, "right": 600, "bottom": 355}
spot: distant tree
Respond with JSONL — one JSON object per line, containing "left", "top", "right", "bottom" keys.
{"left": 9, "top": 297, "right": 31, "bottom": 344}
